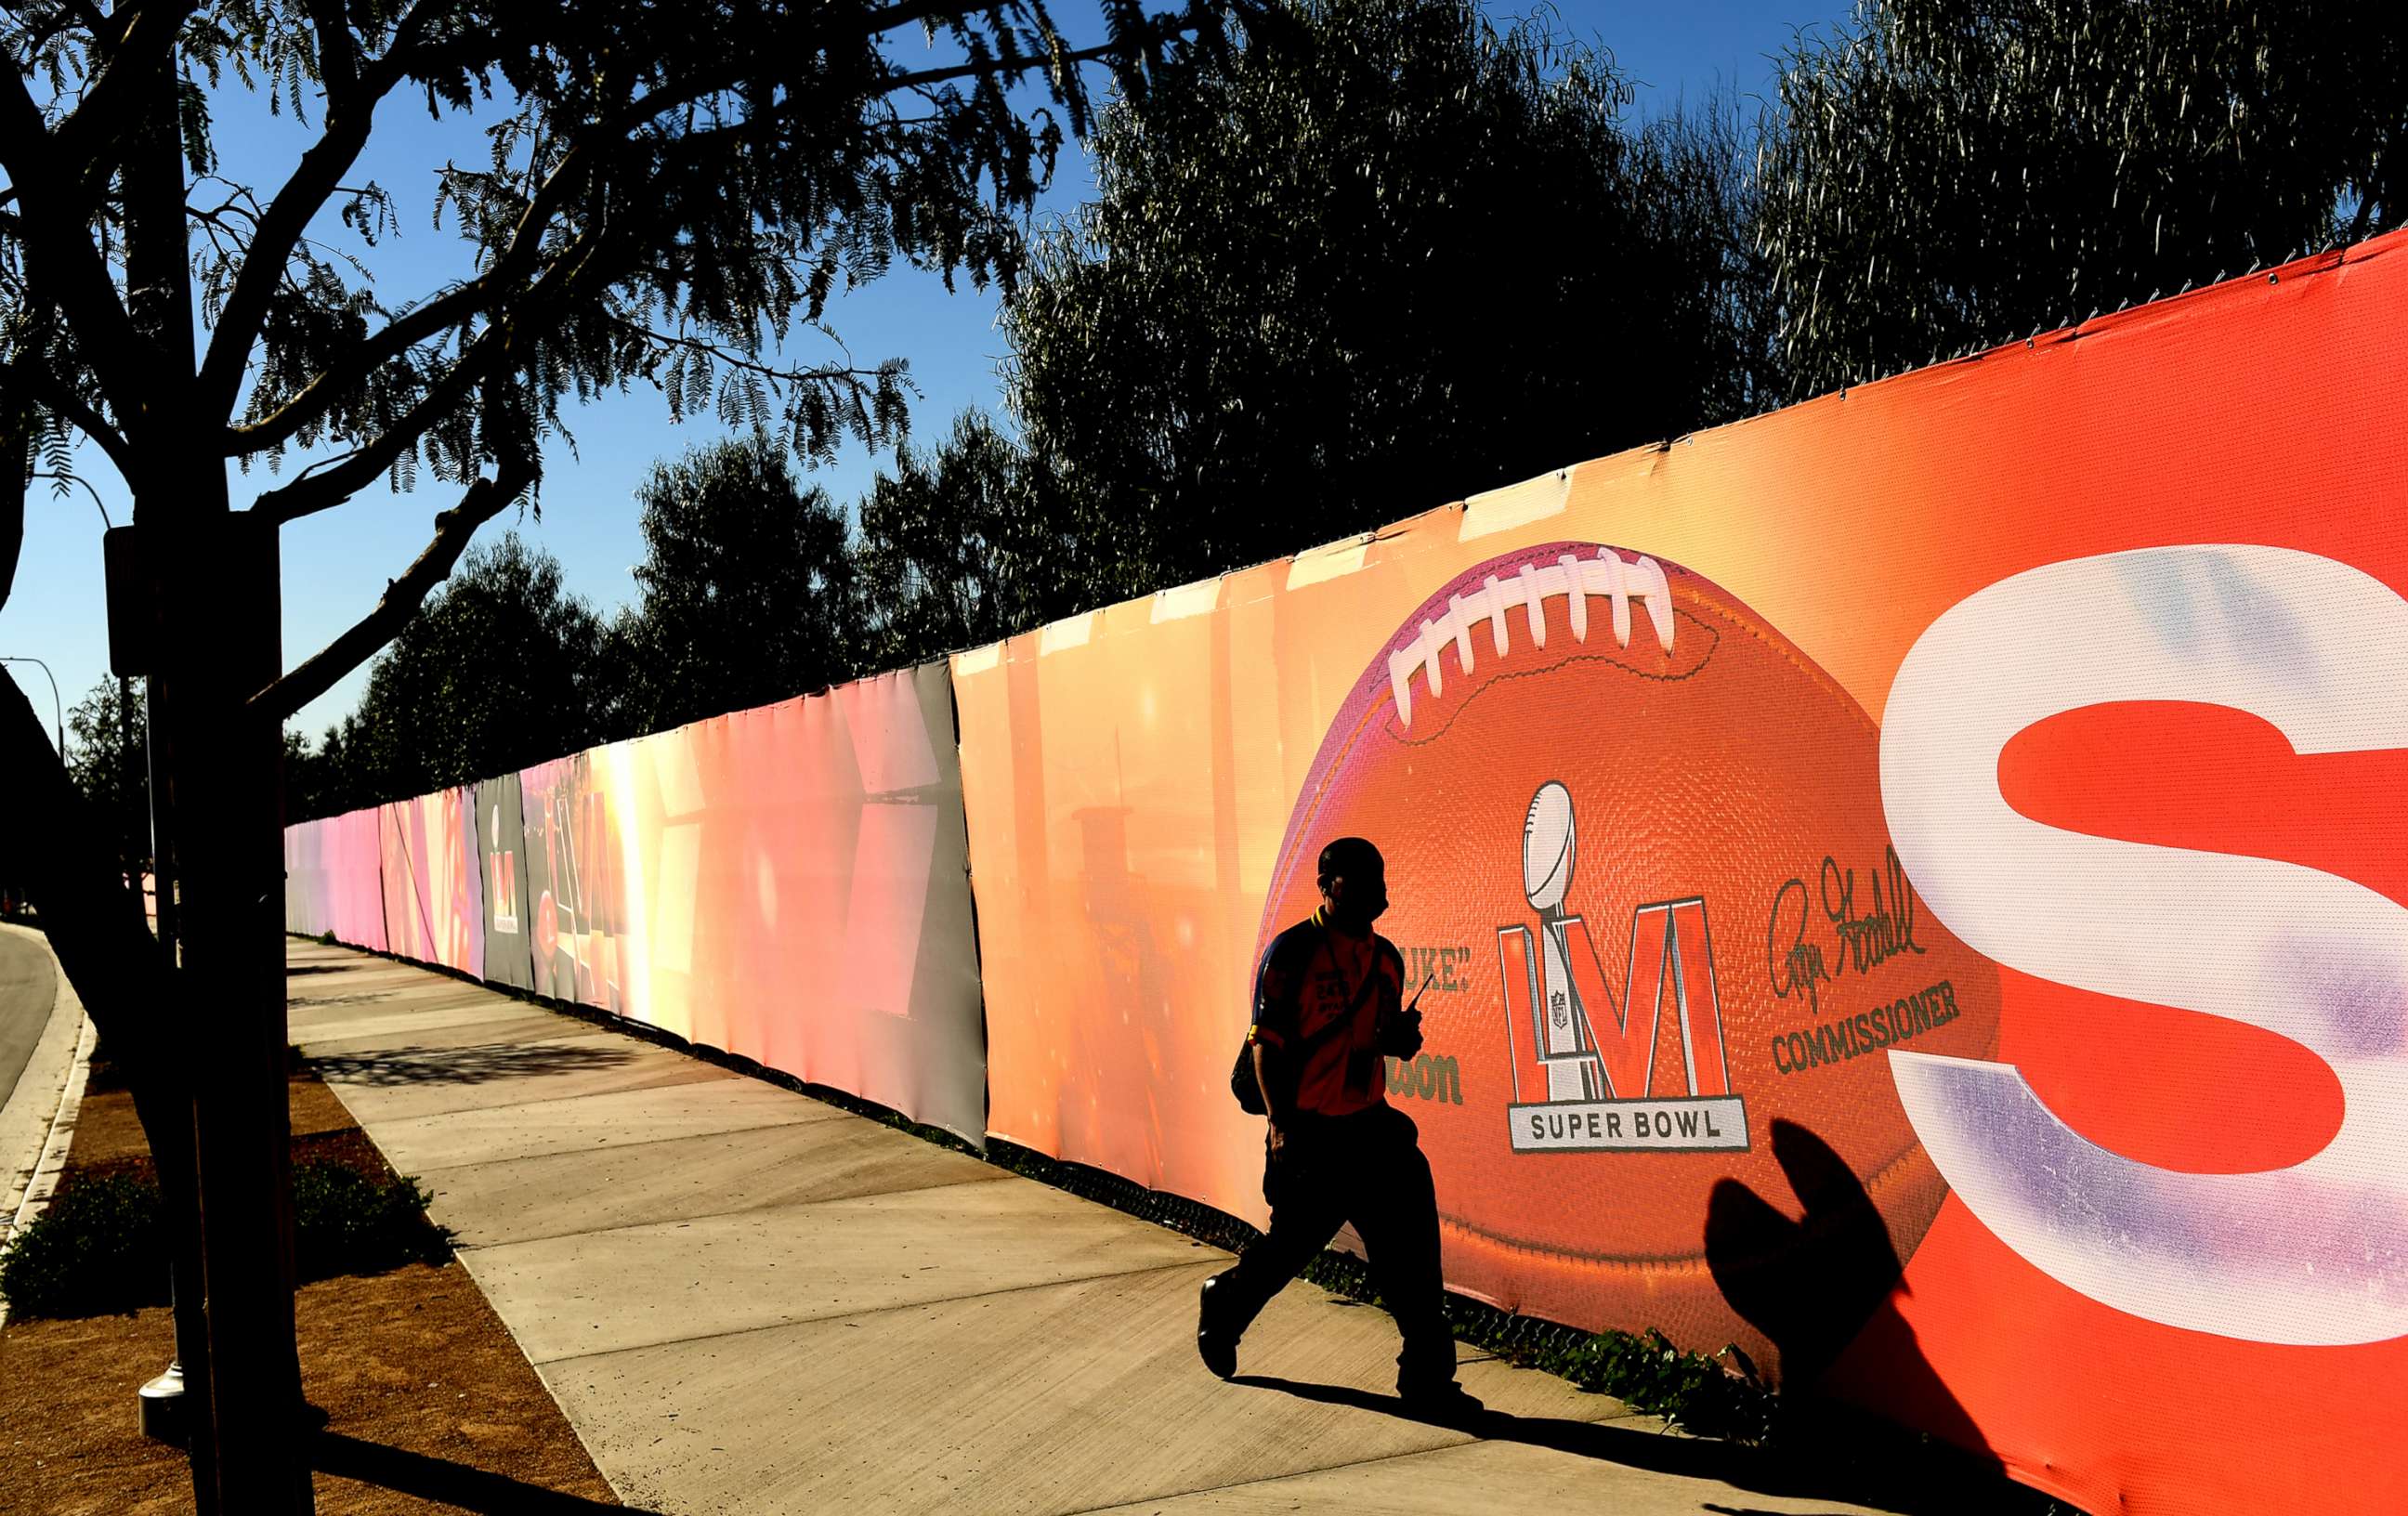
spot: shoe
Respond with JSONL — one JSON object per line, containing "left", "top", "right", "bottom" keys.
{"left": 1396, "top": 1379, "right": 1485, "bottom": 1421}
{"left": 1197, "top": 1275, "right": 1240, "bottom": 1379}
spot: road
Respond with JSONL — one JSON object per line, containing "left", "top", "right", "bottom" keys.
{"left": 0, "top": 930, "right": 55, "bottom": 1115}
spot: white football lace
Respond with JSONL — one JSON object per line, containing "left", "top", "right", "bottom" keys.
{"left": 1386, "top": 549, "right": 1674, "bottom": 726}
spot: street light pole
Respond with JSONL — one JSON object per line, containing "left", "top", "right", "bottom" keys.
{"left": 63, "top": 473, "right": 170, "bottom": 949}
{"left": 0, "top": 656, "right": 64, "bottom": 758}
{"left": 53, "top": 477, "right": 189, "bottom": 1444}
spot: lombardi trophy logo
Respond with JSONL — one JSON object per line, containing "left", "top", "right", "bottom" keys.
{"left": 1498, "top": 781, "right": 1749, "bottom": 1153}
{"left": 1524, "top": 781, "right": 1602, "bottom": 1101}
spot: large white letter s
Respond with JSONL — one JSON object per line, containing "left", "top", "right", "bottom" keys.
{"left": 1881, "top": 545, "right": 2408, "bottom": 1346}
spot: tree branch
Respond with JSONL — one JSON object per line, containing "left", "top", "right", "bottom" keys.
{"left": 609, "top": 317, "right": 891, "bottom": 387}
{"left": 228, "top": 75, "right": 621, "bottom": 457}
{"left": 61, "top": 0, "right": 111, "bottom": 43}
{"left": 247, "top": 451, "right": 536, "bottom": 721}
{"left": 15, "top": 3, "right": 94, "bottom": 61}
{"left": 0, "top": 75, "right": 151, "bottom": 422}
{"left": 247, "top": 185, "right": 620, "bottom": 521}
{"left": 224, "top": 130, "right": 613, "bottom": 458}
{"left": 51, "top": 0, "right": 205, "bottom": 190}
{"left": 0, "top": 357, "right": 136, "bottom": 478}
{"left": 228, "top": 11, "right": 1078, "bottom": 463}
{"left": 853, "top": 0, "right": 990, "bottom": 40}
{"left": 304, "top": 0, "right": 361, "bottom": 102}
{"left": 0, "top": 671, "right": 185, "bottom": 1079}
{"left": 883, "top": 34, "right": 1140, "bottom": 95}
{"left": 244, "top": 311, "right": 514, "bottom": 523}
{"left": 223, "top": 280, "right": 484, "bottom": 455}
{"left": 225, "top": 0, "right": 1148, "bottom": 462}
{"left": 195, "top": 0, "right": 441, "bottom": 419}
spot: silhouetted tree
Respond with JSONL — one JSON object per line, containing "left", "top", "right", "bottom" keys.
{"left": 281, "top": 717, "right": 367, "bottom": 824}
{"left": 1757, "top": 0, "right": 2408, "bottom": 399}
{"left": 1004, "top": 0, "right": 1761, "bottom": 602}
{"left": 0, "top": 5, "right": 1224, "bottom": 1499}
{"left": 345, "top": 532, "right": 606, "bottom": 800}
{"left": 852, "top": 411, "right": 1074, "bottom": 667}
{"left": 615, "top": 435, "right": 858, "bottom": 732}
{"left": 65, "top": 675, "right": 149, "bottom": 882}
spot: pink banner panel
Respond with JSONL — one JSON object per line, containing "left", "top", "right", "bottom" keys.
{"left": 284, "top": 808, "right": 387, "bottom": 952}
{"left": 516, "top": 664, "right": 985, "bottom": 1143}
{"left": 324, "top": 806, "right": 387, "bottom": 953}
{"left": 377, "top": 788, "right": 481, "bottom": 977}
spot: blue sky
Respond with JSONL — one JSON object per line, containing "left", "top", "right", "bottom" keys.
{"left": 3, "top": 2, "right": 1852, "bottom": 751}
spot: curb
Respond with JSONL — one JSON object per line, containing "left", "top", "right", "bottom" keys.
{"left": 0, "top": 928, "right": 96, "bottom": 1333}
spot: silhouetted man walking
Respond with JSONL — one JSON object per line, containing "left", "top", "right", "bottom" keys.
{"left": 1197, "top": 836, "right": 1481, "bottom": 1416}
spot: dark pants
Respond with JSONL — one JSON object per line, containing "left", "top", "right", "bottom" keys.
{"left": 1209, "top": 1103, "right": 1455, "bottom": 1390}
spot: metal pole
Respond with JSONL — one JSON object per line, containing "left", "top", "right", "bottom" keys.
{"left": 123, "top": 675, "right": 146, "bottom": 903}
{"left": 138, "top": 677, "right": 187, "bottom": 1443}
{"left": 148, "top": 686, "right": 176, "bottom": 961}
{"left": 0, "top": 655, "right": 64, "bottom": 759}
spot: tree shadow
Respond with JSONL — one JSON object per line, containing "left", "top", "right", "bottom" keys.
{"left": 308, "top": 1040, "right": 638, "bottom": 1087}
{"left": 1226, "top": 1376, "right": 2033, "bottom": 1515}
{"left": 287, "top": 989, "right": 395, "bottom": 1009}
{"left": 313, "top": 1431, "right": 650, "bottom": 1513}
{"left": 287, "top": 987, "right": 495, "bottom": 1011}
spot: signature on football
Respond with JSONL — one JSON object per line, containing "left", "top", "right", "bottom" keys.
{"left": 1765, "top": 847, "right": 1927, "bottom": 1013}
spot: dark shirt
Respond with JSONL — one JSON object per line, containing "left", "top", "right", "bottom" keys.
{"left": 1249, "top": 907, "right": 1405, "bottom": 1117}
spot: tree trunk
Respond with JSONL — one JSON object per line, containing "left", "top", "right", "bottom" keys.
{"left": 116, "top": 28, "right": 313, "bottom": 1509}
{"left": 0, "top": 677, "right": 217, "bottom": 1499}
{"left": 147, "top": 512, "right": 311, "bottom": 1513}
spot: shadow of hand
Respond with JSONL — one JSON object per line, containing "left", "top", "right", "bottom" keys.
{"left": 1705, "top": 1118, "right": 1905, "bottom": 1389}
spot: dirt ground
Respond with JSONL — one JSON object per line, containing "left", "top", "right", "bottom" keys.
{"left": 0, "top": 1061, "right": 622, "bottom": 1513}
{"left": 61, "top": 1061, "right": 390, "bottom": 1190}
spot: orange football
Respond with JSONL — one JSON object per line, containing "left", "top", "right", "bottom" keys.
{"left": 1257, "top": 542, "right": 2001, "bottom": 1376}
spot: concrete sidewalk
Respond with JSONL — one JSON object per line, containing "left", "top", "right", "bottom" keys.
{"left": 285, "top": 939, "right": 1923, "bottom": 1515}
{"left": 2, "top": 923, "right": 91, "bottom": 1264}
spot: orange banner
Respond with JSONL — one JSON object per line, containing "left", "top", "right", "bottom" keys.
{"left": 955, "top": 231, "right": 2408, "bottom": 1515}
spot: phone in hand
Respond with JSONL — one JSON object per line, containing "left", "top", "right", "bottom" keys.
{"left": 1381, "top": 972, "right": 1435, "bottom": 1056}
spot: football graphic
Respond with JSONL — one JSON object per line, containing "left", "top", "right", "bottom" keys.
{"left": 1256, "top": 542, "right": 2002, "bottom": 1373}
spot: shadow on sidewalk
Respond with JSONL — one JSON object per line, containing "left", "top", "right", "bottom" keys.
{"left": 289, "top": 987, "right": 500, "bottom": 1011}
{"left": 314, "top": 1431, "right": 651, "bottom": 1513}
{"left": 1227, "top": 1376, "right": 2032, "bottom": 1516}
{"left": 310, "top": 1040, "right": 637, "bottom": 1088}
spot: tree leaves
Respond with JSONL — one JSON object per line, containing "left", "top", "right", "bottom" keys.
{"left": 852, "top": 410, "right": 1075, "bottom": 668}
{"left": 609, "top": 434, "right": 862, "bottom": 734}
{"left": 6, "top": 0, "right": 1238, "bottom": 526}
{"left": 330, "top": 531, "right": 609, "bottom": 809}
{"left": 62, "top": 676, "right": 148, "bottom": 879}
{"left": 1002, "top": 0, "right": 1763, "bottom": 604}
{"left": 1755, "top": 0, "right": 2408, "bottom": 401}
